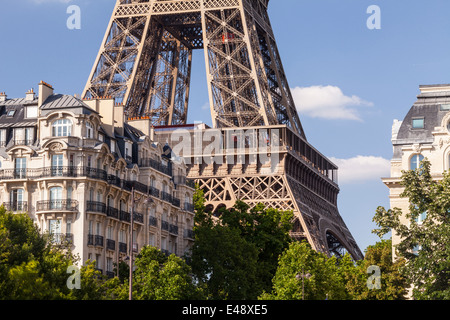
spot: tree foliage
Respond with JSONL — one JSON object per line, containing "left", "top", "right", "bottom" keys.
{"left": 373, "top": 159, "right": 450, "bottom": 300}
{"left": 190, "top": 188, "right": 293, "bottom": 300}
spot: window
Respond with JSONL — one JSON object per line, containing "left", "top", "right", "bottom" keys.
{"left": 86, "top": 121, "right": 94, "bottom": 139}
{"left": 67, "top": 186, "right": 73, "bottom": 201}
{"left": 0, "top": 129, "right": 6, "bottom": 146}
{"left": 441, "top": 104, "right": 450, "bottom": 111}
{"left": 52, "top": 154, "right": 63, "bottom": 176}
{"left": 106, "top": 257, "right": 113, "bottom": 274}
{"left": 52, "top": 119, "right": 72, "bottom": 137}
{"left": 10, "top": 189, "right": 25, "bottom": 211}
{"left": 97, "top": 191, "right": 103, "bottom": 203}
{"left": 25, "top": 128, "right": 34, "bottom": 145}
{"left": 7, "top": 110, "right": 15, "bottom": 117}
{"left": 25, "top": 106, "right": 38, "bottom": 118}
{"left": 49, "top": 187, "right": 63, "bottom": 210}
{"left": 49, "top": 219, "right": 62, "bottom": 244}
{"left": 15, "top": 158, "right": 26, "bottom": 179}
{"left": 107, "top": 226, "right": 113, "bottom": 240}
{"left": 410, "top": 154, "right": 424, "bottom": 170}
{"left": 67, "top": 218, "right": 72, "bottom": 235}
{"left": 412, "top": 118, "right": 424, "bottom": 129}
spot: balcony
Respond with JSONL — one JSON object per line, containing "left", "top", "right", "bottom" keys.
{"left": 50, "top": 233, "right": 73, "bottom": 245}
{"left": 86, "top": 201, "right": 106, "bottom": 214}
{"left": 36, "top": 199, "right": 78, "bottom": 212}
{"left": 184, "top": 202, "right": 194, "bottom": 213}
{"left": 106, "top": 239, "right": 116, "bottom": 251}
{"left": 119, "top": 210, "right": 131, "bottom": 222}
{"left": 184, "top": 229, "right": 195, "bottom": 240}
{"left": 12, "top": 139, "right": 35, "bottom": 147}
{"left": 2, "top": 201, "right": 28, "bottom": 212}
{"left": 161, "top": 191, "right": 181, "bottom": 207}
{"left": 95, "top": 235, "right": 104, "bottom": 247}
{"left": 161, "top": 220, "right": 169, "bottom": 231}
{"left": 119, "top": 242, "right": 127, "bottom": 253}
{"left": 139, "top": 158, "right": 171, "bottom": 176}
{"left": 149, "top": 216, "right": 158, "bottom": 227}
{"left": 87, "top": 234, "right": 94, "bottom": 246}
{"left": 169, "top": 224, "right": 178, "bottom": 235}
{"left": 0, "top": 166, "right": 108, "bottom": 181}
{"left": 133, "top": 212, "right": 144, "bottom": 224}
{"left": 173, "top": 176, "right": 196, "bottom": 189}
{"left": 106, "top": 206, "right": 119, "bottom": 219}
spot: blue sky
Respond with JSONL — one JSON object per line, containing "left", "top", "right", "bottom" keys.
{"left": 2, "top": 0, "right": 450, "bottom": 252}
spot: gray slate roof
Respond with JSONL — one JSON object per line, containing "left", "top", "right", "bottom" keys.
{"left": 41, "top": 94, "right": 95, "bottom": 111}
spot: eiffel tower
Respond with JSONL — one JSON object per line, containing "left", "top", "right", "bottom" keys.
{"left": 83, "top": 0, "right": 363, "bottom": 260}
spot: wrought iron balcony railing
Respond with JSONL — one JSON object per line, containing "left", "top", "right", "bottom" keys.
{"left": 184, "top": 202, "right": 194, "bottom": 213}
{"left": 86, "top": 201, "right": 106, "bottom": 214}
{"left": 50, "top": 233, "right": 73, "bottom": 245}
{"left": 95, "top": 235, "right": 104, "bottom": 247}
{"left": 13, "top": 139, "right": 35, "bottom": 146}
{"left": 138, "top": 158, "right": 172, "bottom": 176}
{"left": 161, "top": 220, "right": 169, "bottom": 231}
{"left": 106, "top": 206, "right": 119, "bottom": 219}
{"left": 119, "top": 242, "right": 127, "bottom": 253}
{"left": 149, "top": 216, "right": 158, "bottom": 227}
{"left": 106, "top": 239, "right": 116, "bottom": 251}
{"left": 2, "top": 201, "right": 28, "bottom": 212}
{"left": 184, "top": 229, "right": 195, "bottom": 240}
{"left": 169, "top": 224, "right": 178, "bottom": 235}
{"left": 161, "top": 191, "right": 181, "bottom": 207}
{"left": 36, "top": 199, "right": 78, "bottom": 212}
{"left": 0, "top": 166, "right": 108, "bottom": 181}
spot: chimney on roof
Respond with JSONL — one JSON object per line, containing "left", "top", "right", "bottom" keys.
{"left": 0, "top": 92, "right": 6, "bottom": 103}
{"left": 38, "top": 81, "right": 54, "bottom": 107}
{"left": 26, "top": 88, "right": 36, "bottom": 101}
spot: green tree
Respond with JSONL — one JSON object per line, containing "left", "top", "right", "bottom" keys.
{"left": 260, "top": 241, "right": 347, "bottom": 300}
{"left": 190, "top": 188, "right": 293, "bottom": 299}
{"left": 0, "top": 206, "right": 75, "bottom": 299}
{"left": 130, "top": 246, "right": 203, "bottom": 300}
{"left": 342, "top": 240, "right": 407, "bottom": 300}
{"left": 373, "top": 159, "right": 450, "bottom": 300}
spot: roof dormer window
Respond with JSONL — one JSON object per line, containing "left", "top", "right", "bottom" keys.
{"left": 7, "top": 110, "right": 15, "bottom": 117}
{"left": 412, "top": 118, "right": 424, "bottom": 129}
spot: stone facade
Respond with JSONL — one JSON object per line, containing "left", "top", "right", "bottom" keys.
{"left": 383, "top": 84, "right": 450, "bottom": 258}
{"left": 0, "top": 81, "right": 195, "bottom": 276}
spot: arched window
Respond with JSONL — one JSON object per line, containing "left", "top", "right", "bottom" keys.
{"left": 410, "top": 154, "right": 424, "bottom": 170}
{"left": 86, "top": 121, "right": 94, "bottom": 139}
{"left": 52, "top": 119, "right": 72, "bottom": 137}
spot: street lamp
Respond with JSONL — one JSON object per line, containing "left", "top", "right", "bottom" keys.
{"left": 296, "top": 267, "right": 311, "bottom": 300}
{"left": 128, "top": 186, "right": 154, "bottom": 301}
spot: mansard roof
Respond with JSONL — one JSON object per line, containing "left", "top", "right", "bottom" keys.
{"left": 40, "top": 94, "right": 98, "bottom": 115}
{"left": 394, "top": 85, "right": 450, "bottom": 145}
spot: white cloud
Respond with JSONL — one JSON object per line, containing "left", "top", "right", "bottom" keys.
{"left": 291, "top": 85, "right": 374, "bottom": 121}
{"left": 329, "top": 156, "right": 390, "bottom": 184}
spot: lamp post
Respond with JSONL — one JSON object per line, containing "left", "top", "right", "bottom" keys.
{"left": 296, "top": 267, "right": 311, "bottom": 300}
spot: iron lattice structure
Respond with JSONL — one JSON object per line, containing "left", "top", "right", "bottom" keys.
{"left": 85, "top": 0, "right": 363, "bottom": 259}
{"left": 83, "top": 0, "right": 305, "bottom": 137}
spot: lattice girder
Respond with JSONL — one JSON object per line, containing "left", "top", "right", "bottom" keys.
{"left": 83, "top": 0, "right": 306, "bottom": 136}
